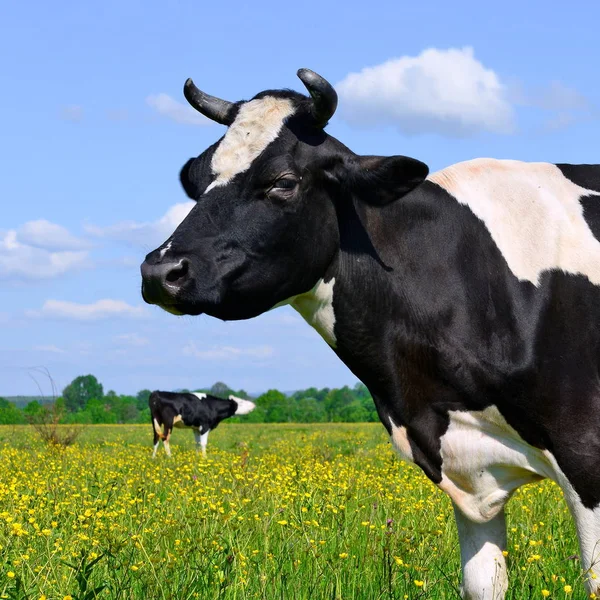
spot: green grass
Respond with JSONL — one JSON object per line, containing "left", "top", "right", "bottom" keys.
{"left": 0, "top": 424, "right": 584, "bottom": 599}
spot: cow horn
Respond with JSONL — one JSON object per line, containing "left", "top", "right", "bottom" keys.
{"left": 297, "top": 68, "right": 338, "bottom": 127}
{"left": 183, "top": 78, "right": 235, "bottom": 126}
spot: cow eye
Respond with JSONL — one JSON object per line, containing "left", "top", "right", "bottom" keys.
{"left": 267, "top": 176, "right": 299, "bottom": 200}
{"left": 272, "top": 177, "right": 298, "bottom": 190}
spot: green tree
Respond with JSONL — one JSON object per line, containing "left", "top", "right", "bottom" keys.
{"left": 324, "top": 386, "right": 355, "bottom": 421}
{"left": 82, "top": 398, "right": 117, "bottom": 424}
{"left": 62, "top": 375, "right": 104, "bottom": 412}
{"left": 292, "top": 397, "right": 327, "bottom": 422}
{"left": 137, "top": 407, "right": 151, "bottom": 424}
{"left": 257, "top": 389, "right": 290, "bottom": 422}
{"left": 23, "top": 400, "right": 43, "bottom": 420}
{"left": 338, "top": 400, "right": 370, "bottom": 422}
{"left": 0, "top": 398, "right": 26, "bottom": 424}
{"left": 210, "top": 382, "right": 232, "bottom": 397}
{"left": 136, "top": 389, "right": 152, "bottom": 410}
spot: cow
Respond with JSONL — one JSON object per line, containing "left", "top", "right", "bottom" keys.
{"left": 139, "top": 67, "right": 600, "bottom": 599}
{"left": 149, "top": 390, "right": 255, "bottom": 457}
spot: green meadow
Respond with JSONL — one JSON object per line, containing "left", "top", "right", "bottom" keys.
{"left": 0, "top": 424, "right": 583, "bottom": 599}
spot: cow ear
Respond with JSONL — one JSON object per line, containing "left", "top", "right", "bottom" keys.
{"left": 349, "top": 155, "right": 429, "bottom": 205}
{"left": 179, "top": 158, "right": 201, "bottom": 200}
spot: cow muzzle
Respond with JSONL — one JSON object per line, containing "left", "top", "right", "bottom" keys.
{"left": 140, "top": 257, "right": 191, "bottom": 313}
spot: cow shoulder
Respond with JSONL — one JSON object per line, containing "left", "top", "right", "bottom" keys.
{"left": 428, "top": 158, "right": 600, "bottom": 285}
{"left": 557, "top": 164, "right": 600, "bottom": 241}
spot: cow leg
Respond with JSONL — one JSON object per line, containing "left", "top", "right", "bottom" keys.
{"left": 162, "top": 425, "right": 173, "bottom": 457}
{"left": 454, "top": 504, "right": 508, "bottom": 600}
{"left": 152, "top": 418, "right": 162, "bottom": 458}
{"left": 550, "top": 464, "right": 600, "bottom": 594}
{"left": 193, "top": 429, "right": 202, "bottom": 453}
{"left": 565, "top": 499, "right": 600, "bottom": 594}
{"left": 200, "top": 430, "right": 209, "bottom": 457}
{"left": 163, "top": 430, "right": 172, "bottom": 457}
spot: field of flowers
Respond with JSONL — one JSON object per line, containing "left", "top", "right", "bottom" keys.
{"left": 0, "top": 423, "right": 586, "bottom": 599}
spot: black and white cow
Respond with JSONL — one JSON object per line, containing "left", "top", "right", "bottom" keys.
{"left": 140, "top": 68, "right": 600, "bottom": 599}
{"left": 149, "top": 390, "right": 255, "bottom": 457}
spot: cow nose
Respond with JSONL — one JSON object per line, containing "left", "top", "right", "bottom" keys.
{"left": 141, "top": 258, "right": 190, "bottom": 305}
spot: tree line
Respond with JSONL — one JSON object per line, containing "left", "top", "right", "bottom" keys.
{"left": 0, "top": 375, "right": 379, "bottom": 425}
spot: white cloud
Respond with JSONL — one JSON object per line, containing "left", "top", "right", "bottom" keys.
{"left": 34, "top": 344, "right": 66, "bottom": 354}
{"left": 0, "top": 229, "right": 90, "bottom": 281}
{"left": 18, "top": 219, "right": 90, "bottom": 251}
{"left": 85, "top": 201, "right": 194, "bottom": 247}
{"left": 27, "top": 299, "right": 148, "bottom": 321}
{"left": 115, "top": 333, "right": 149, "bottom": 347}
{"left": 182, "top": 342, "right": 274, "bottom": 361}
{"left": 336, "top": 47, "right": 515, "bottom": 137}
{"left": 146, "top": 93, "right": 211, "bottom": 126}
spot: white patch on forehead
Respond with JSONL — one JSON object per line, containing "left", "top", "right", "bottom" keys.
{"left": 437, "top": 406, "right": 554, "bottom": 523}
{"left": 290, "top": 278, "right": 337, "bottom": 347}
{"left": 193, "top": 392, "right": 207, "bottom": 400}
{"left": 206, "top": 97, "right": 296, "bottom": 191}
{"left": 159, "top": 240, "right": 172, "bottom": 259}
{"left": 428, "top": 158, "right": 600, "bottom": 285}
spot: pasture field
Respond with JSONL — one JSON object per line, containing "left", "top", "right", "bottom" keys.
{"left": 0, "top": 423, "right": 585, "bottom": 599}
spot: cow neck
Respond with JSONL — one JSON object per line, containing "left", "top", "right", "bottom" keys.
{"left": 327, "top": 190, "right": 450, "bottom": 407}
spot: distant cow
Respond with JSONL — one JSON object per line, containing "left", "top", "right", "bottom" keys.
{"left": 149, "top": 391, "right": 255, "bottom": 457}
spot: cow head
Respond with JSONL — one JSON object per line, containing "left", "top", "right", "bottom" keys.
{"left": 141, "top": 69, "right": 428, "bottom": 320}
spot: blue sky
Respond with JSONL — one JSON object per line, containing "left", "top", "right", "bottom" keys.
{"left": 2, "top": 0, "right": 599, "bottom": 397}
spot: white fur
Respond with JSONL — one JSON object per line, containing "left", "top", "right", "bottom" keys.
{"left": 428, "top": 159, "right": 600, "bottom": 285}
{"left": 206, "top": 97, "right": 295, "bottom": 191}
{"left": 193, "top": 429, "right": 210, "bottom": 456}
{"left": 163, "top": 438, "right": 172, "bottom": 457}
{"left": 291, "top": 278, "right": 337, "bottom": 347}
{"left": 454, "top": 505, "right": 508, "bottom": 600}
{"left": 200, "top": 431, "right": 209, "bottom": 456}
{"left": 153, "top": 418, "right": 162, "bottom": 437}
{"left": 388, "top": 418, "right": 413, "bottom": 462}
{"left": 437, "top": 407, "right": 553, "bottom": 523}
{"left": 159, "top": 240, "right": 172, "bottom": 259}
{"left": 230, "top": 396, "right": 256, "bottom": 415}
{"left": 193, "top": 392, "right": 207, "bottom": 400}
{"left": 389, "top": 406, "right": 555, "bottom": 598}
{"left": 152, "top": 441, "right": 160, "bottom": 459}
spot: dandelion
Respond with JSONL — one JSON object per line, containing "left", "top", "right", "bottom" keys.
{"left": 541, "top": 591, "right": 550, "bottom": 598}
{"left": 7, "top": 572, "right": 15, "bottom": 579}
{"left": 564, "top": 585, "right": 572, "bottom": 594}
{"left": 339, "top": 553, "right": 348, "bottom": 558}
{"left": 414, "top": 580, "right": 424, "bottom": 587}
